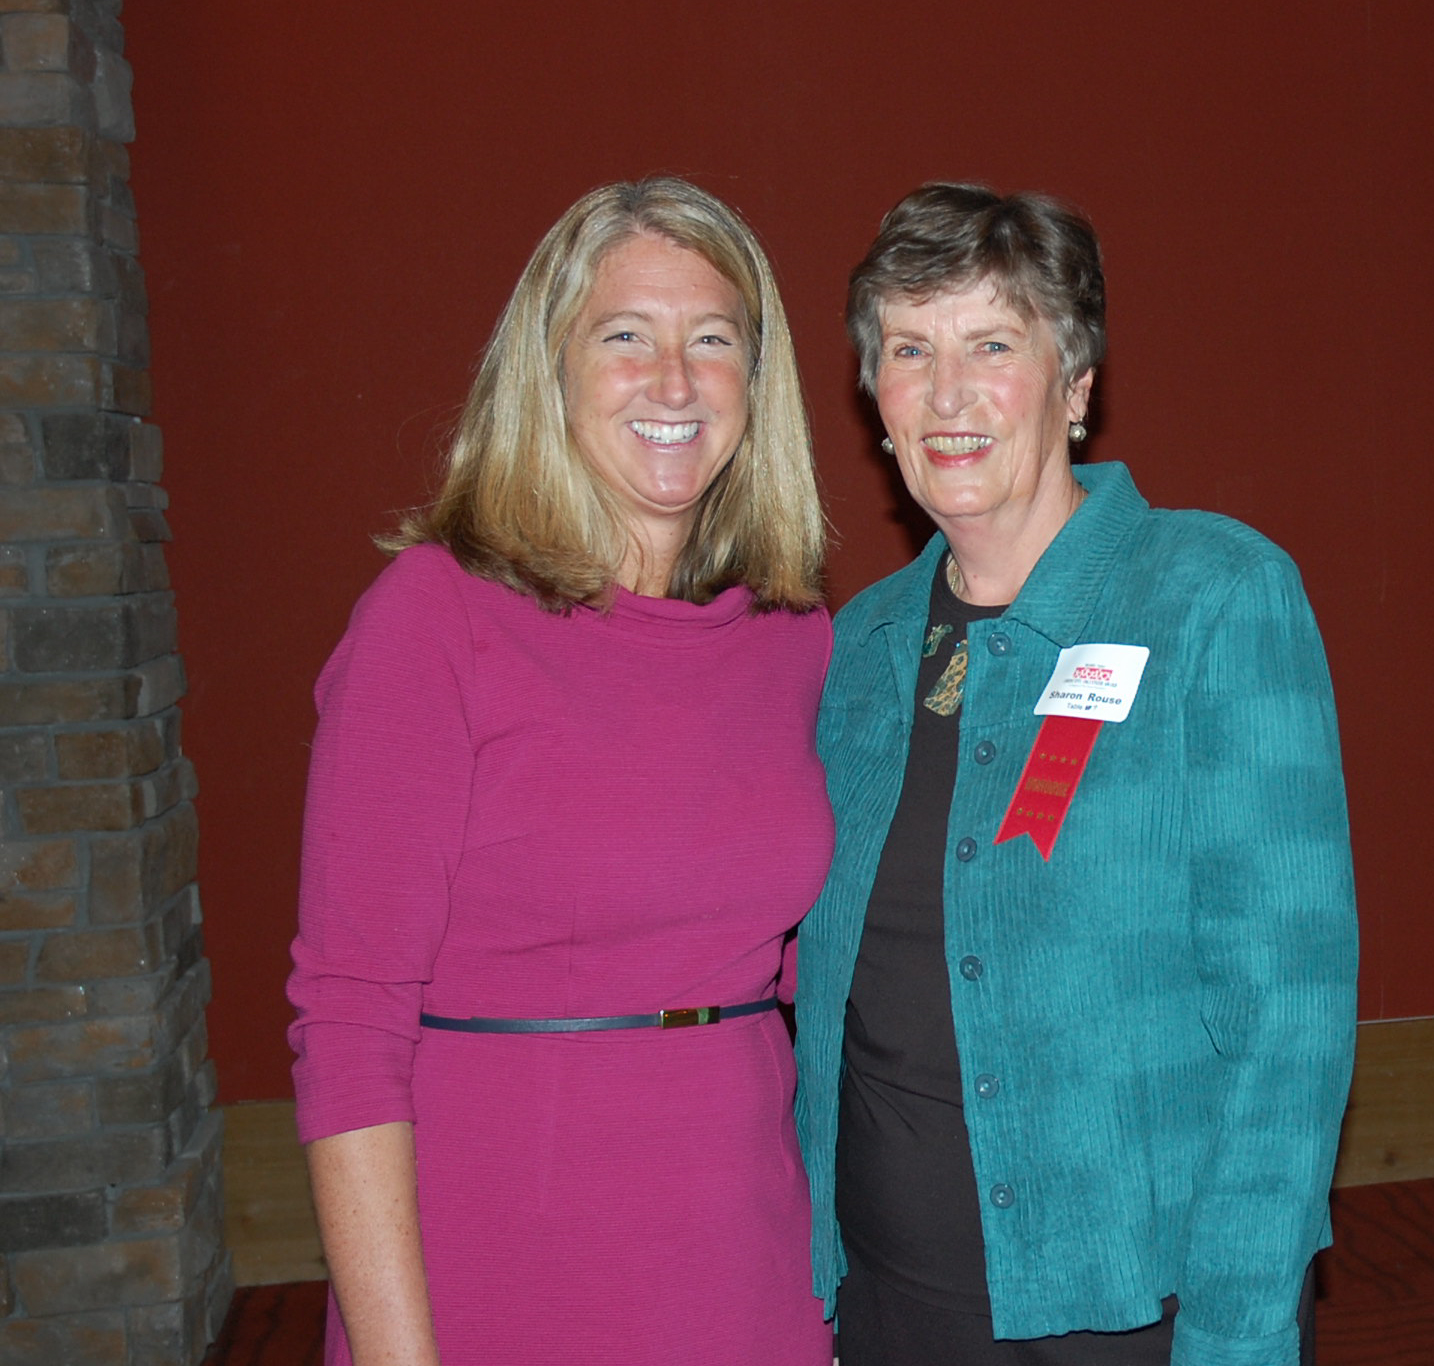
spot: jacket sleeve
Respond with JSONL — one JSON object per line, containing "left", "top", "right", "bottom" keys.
{"left": 1172, "top": 553, "right": 1357, "bottom": 1366}
{"left": 287, "top": 550, "right": 477, "bottom": 1144}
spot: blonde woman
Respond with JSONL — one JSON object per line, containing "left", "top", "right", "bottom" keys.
{"left": 288, "top": 179, "right": 833, "bottom": 1366}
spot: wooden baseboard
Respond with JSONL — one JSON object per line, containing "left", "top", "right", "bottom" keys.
{"left": 221, "top": 1100, "right": 325, "bottom": 1286}
{"left": 1333, "top": 1016, "right": 1434, "bottom": 1188}
{"left": 220, "top": 1017, "right": 1434, "bottom": 1286}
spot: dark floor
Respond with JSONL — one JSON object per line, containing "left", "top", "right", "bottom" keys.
{"left": 205, "top": 1279, "right": 326, "bottom": 1366}
{"left": 204, "top": 1178, "right": 1434, "bottom": 1365}
{"left": 1313, "top": 1179, "right": 1434, "bottom": 1365}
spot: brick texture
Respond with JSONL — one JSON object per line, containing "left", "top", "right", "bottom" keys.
{"left": 0, "top": 1078, "right": 93, "bottom": 1140}
{"left": 0, "top": 980, "right": 84, "bottom": 1024}
{"left": 0, "top": 837, "right": 78, "bottom": 889}
{"left": 0, "top": 181, "right": 88, "bottom": 233}
{"left": 0, "top": 296, "right": 114, "bottom": 350}
{"left": 0, "top": 892, "right": 77, "bottom": 931}
{"left": 0, "top": 728, "right": 46, "bottom": 778}
{"left": 0, "top": 1314, "right": 127, "bottom": 1366}
{"left": 0, "top": 2, "right": 230, "bottom": 1360}
{"left": 0, "top": 542, "right": 28, "bottom": 592}
{"left": 0, "top": 125, "right": 94, "bottom": 181}
{"left": 0, "top": 484, "right": 123, "bottom": 539}
{"left": 0, "top": 14, "right": 74, "bottom": 73}
{"left": 0, "top": 72, "right": 85, "bottom": 127}
{"left": 0, "top": 1189, "right": 108, "bottom": 1252}
{"left": 40, "top": 412, "right": 137, "bottom": 480}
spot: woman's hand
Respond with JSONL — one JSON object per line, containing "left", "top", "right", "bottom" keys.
{"left": 307, "top": 1121, "right": 442, "bottom": 1365}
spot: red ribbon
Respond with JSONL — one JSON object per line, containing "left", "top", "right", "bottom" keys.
{"left": 994, "top": 715, "right": 1103, "bottom": 861}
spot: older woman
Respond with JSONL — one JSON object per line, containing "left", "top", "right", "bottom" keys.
{"left": 288, "top": 178, "right": 833, "bottom": 1366}
{"left": 795, "top": 184, "right": 1357, "bottom": 1366}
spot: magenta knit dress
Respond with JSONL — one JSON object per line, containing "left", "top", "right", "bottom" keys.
{"left": 287, "top": 544, "right": 835, "bottom": 1365}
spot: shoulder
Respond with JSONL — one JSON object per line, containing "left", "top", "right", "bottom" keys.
{"left": 1108, "top": 505, "right": 1334, "bottom": 708}
{"left": 1125, "top": 507, "right": 1314, "bottom": 631}
{"left": 831, "top": 580, "right": 888, "bottom": 636}
{"left": 1077, "top": 462, "right": 1306, "bottom": 603}
{"left": 788, "top": 602, "right": 835, "bottom": 674}
{"left": 355, "top": 542, "right": 483, "bottom": 615}
{"left": 348, "top": 543, "right": 541, "bottom": 637}
{"left": 1138, "top": 505, "right": 1297, "bottom": 577}
{"left": 763, "top": 600, "right": 833, "bottom": 648}
{"left": 319, "top": 546, "right": 527, "bottom": 704}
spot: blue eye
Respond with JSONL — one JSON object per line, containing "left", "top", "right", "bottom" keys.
{"left": 603, "top": 331, "right": 640, "bottom": 344}
{"left": 980, "top": 341, "right": 1011, "bottom": 354}
{"left": 699, "top": 334, "right": 735, "bottom": 347}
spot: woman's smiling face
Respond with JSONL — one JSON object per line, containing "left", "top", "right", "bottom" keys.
{"left": 875, "top": 279, "right": 1091, "bottom": 540}
{"left": 563, "top": 232, "right": 750, "bottom": 555}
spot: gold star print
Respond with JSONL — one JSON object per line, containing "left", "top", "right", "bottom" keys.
{"left": 924, "top": 637, "right": 969, "bottom": 716}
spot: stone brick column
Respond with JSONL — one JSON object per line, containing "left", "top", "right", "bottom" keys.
{"left": 0, "top": 3, "right": 232, "bottom": 1362}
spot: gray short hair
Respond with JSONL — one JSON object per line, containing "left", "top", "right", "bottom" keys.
{"left": 847, "top": 182, "right": 1106, "bottom": 392}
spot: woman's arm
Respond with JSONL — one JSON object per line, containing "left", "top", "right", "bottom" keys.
{"left": 1174, "top": 551, "right": 1358, "bottom": 1366}
{"left": 308, "top": 1122, "right": 440, "bottom": 1366}
{"left": 305, "top": 1118, "right": 433, "bottom": 1364}
{"left": 288, "top": 551, "right": 480, "bottom": 1361}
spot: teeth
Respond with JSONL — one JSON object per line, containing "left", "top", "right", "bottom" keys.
{"left": 630, "top": 420, "right": 700, "bottom": 445}
{"left": 925, "top": 435, "right": 992, "bottom": 455}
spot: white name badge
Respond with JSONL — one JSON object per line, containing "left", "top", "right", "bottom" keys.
{"left": 1034, "top": 643, "right": 1150, "bottom": 724}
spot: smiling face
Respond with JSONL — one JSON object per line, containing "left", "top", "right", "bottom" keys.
{"left": 563, "top": 233, "right": 751, "bottom": 583}
{"left": 875, "top": 279, "right": 1092, "bottom": 545}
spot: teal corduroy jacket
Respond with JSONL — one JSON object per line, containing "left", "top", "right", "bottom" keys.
{"left": 794, "top": 461, "right": 1357, "bottom": 1366}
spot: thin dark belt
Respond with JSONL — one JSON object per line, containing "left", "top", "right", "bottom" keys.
{"left": 419, "top": 996, "right": 780, "bottom": 1034}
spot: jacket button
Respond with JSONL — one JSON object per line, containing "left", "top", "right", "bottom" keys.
{"left": 955, "top": 837, "right": 977, "bottom": 862}
{"left": 989, "top": 1184, "right": 1015, "bottom": 1209}
{"left": 974, "top": 1073, "right": 1000, "bottom": 1099}
{"left": 973, "top": 740, "right": 997, "bottom": 765}
{"left": 987, "top": 633, "right": 1012, "bottom": 656}
{"left": 958, "top": 955, "right": 983, "bottom": 981}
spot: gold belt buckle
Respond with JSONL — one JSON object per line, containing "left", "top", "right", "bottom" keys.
{"left": 660, "top": 1005, "right": 720, "bottom": 1028}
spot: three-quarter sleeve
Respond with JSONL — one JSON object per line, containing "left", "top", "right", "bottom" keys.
{"left": 1173, "top": 553, "right": 1358, "bottom": 1366}
{"left": 287, "top": 549, "right": 477, "bottom": 1144}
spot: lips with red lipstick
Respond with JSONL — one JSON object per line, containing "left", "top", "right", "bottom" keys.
{"left": 922, "top": 433, "right": 994, "bottom": 463}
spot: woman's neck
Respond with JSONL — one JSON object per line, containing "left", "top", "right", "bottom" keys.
{"left": 617, "top": 536, "right": 677, "bottom": 598}
{"left": 942, "top": 469, "right": 1086, "bottom": 606}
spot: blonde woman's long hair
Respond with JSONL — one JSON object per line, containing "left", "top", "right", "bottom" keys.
{"left": 386, "top": 177, "right": 824, "bottom": 611}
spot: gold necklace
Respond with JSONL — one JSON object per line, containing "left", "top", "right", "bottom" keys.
{"left": 944, "top": 553, "right": 966, "bottom": 601}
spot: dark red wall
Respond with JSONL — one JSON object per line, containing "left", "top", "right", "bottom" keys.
{"left": 124, "top": 2, "right": 1434, "bottom": 1102}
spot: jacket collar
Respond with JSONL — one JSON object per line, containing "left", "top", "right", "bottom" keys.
{"left": 1003, "top": 461, "right": 1148, "bottom": 645}
{"left": 860, "top": 461, "right": 1148, "bottom": 649}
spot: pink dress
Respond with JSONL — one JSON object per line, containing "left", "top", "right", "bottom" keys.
{"left": 288, "top": 544, "right": 834, "bottom": 1365}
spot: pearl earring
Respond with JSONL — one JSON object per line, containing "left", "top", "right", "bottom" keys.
{"left": 1068, "top": 421, "right": 1088, "bottom": 443}
{"left": 880, "top": 437, "right": 895, "bottom": 454}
